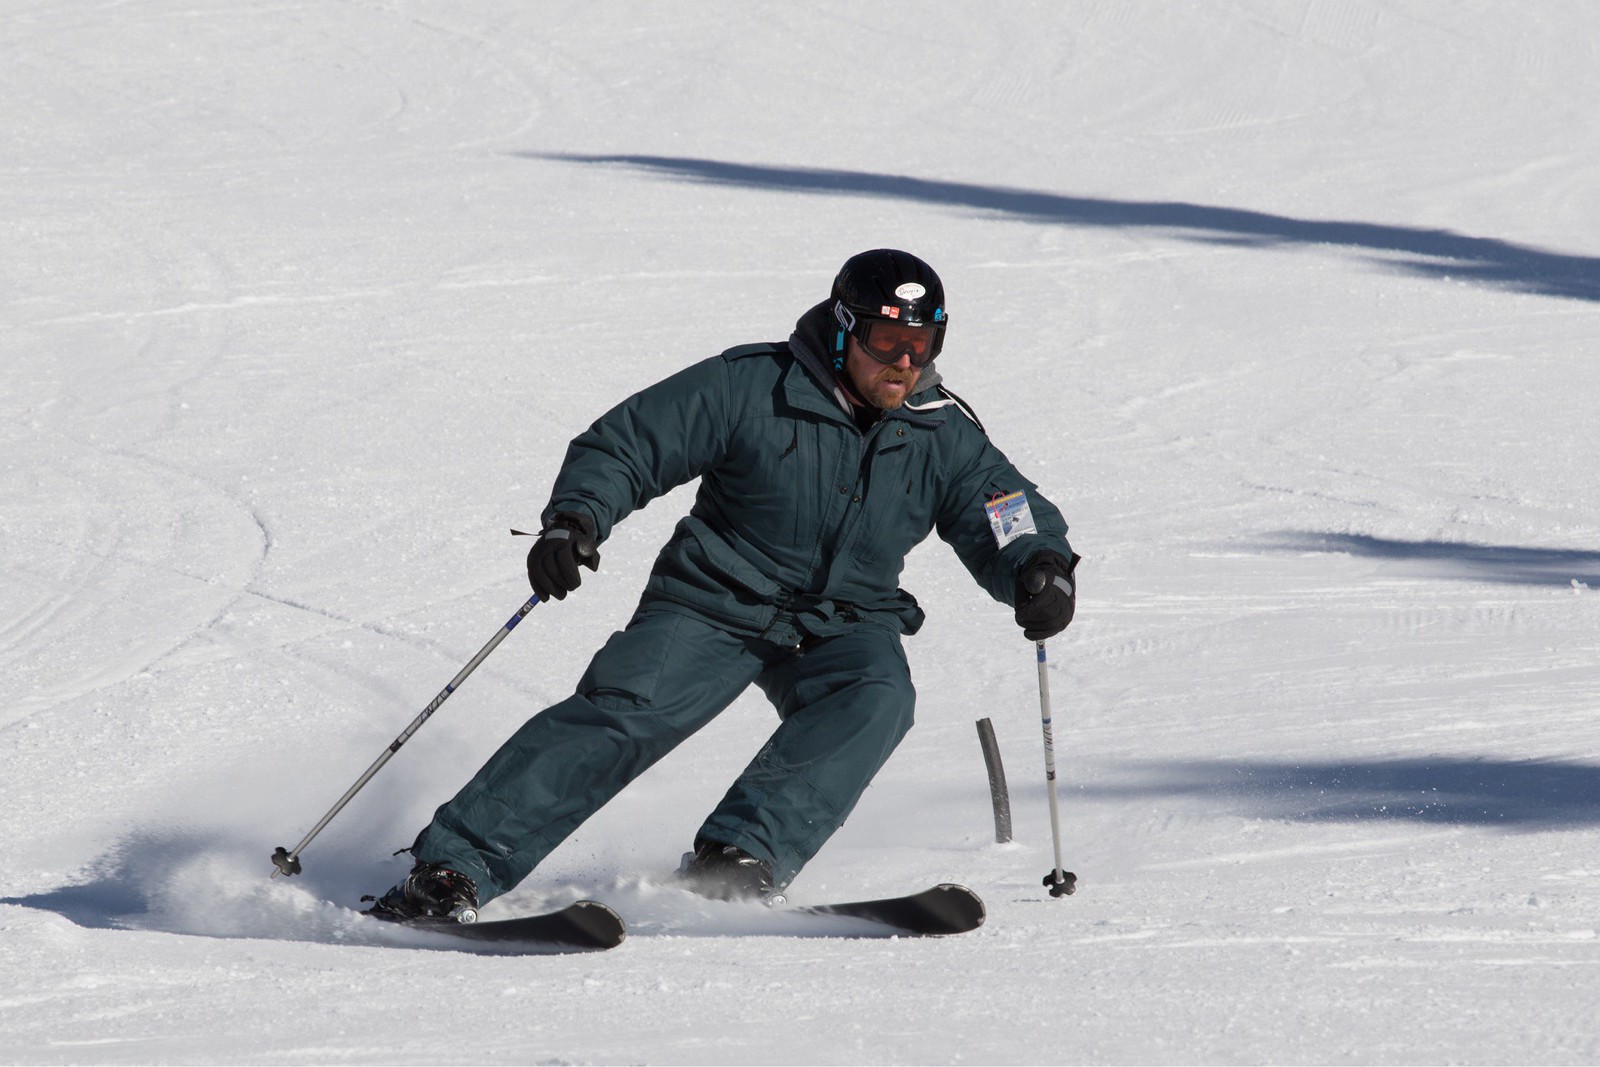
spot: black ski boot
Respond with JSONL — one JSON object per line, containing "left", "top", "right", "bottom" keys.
{"left": 363, "top": 861, "right": 481, "bottom": 923}
{"left": 680, "top": 838, "right": 784, "bottom": 905}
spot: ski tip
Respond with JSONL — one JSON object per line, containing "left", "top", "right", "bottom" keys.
{"left": 800, "top": 883, "right": 984, "bottom": 936}
{"left": 381, "top": 898, "right": 627, "bottom": 953}
{"left": 573, "top": 899, "right": 628, "bottom": 944}
{"left": 930, "top": 883, "right": 987, "bottom": 930}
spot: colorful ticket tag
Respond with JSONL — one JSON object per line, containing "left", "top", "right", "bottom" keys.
{"left": 984, "top": 490, "right": 1037, "bottom": 548}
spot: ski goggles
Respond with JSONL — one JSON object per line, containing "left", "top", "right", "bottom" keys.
{"left": 835, "top": 303, "right": 945, "bottom": 368}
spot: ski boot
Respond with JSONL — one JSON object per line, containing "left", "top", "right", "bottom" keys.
{"left": 363, "top": 860, "right": 481, "bottom": 924}
{"left": 679, "top": 838, "right": 785, "bottom": 905}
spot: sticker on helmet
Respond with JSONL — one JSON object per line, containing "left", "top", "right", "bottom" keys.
{"left": 895, "top": 282, "right": 927, "bottom": 300}
{"left": 879, "top": 306, "right": 901, "bottom": 318}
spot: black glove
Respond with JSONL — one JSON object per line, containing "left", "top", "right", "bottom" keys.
{"left": 526, "top": 511, "right": 600, "bottom": 601}
{"left": 1014, "top": 550, "right": 1080, "bottom": 641}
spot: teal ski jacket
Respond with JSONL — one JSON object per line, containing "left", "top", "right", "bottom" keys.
{"left": 541, "top": 301, "right": 1074, "bottom": 643}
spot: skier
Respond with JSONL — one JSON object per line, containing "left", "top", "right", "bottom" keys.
{"left": 366, "top": 249, "right": 1080, "bottom": 921}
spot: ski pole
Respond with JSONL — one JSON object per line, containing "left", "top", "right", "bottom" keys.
{"left": 1032, "top": 634, "right": 1077, "bottom": 898}
{"left": 270, "top": 593, "right": 542, "bottom": 879}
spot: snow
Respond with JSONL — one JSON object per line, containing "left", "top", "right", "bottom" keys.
{"left": 4, "top": 1, "right": 1599, "bottom": 1062}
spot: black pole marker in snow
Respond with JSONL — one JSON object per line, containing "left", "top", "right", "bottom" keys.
{"left": 1026, "top": 569, "right": 1077, "bottom": 898}
{"left": 975, "top": 718, "right": 1013, "bottom": 843}
{"left": 270, "top": 593, "right": 544, "bottom": 879}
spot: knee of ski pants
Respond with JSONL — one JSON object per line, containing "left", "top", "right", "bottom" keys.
{"left": 728, "top": 634, "right": 916, "bottom": 885}
{"left": 763, "top": 627, "right": 917, "bottom": 749}
{"left": 576, "top": 613, "right": 679, "bottom": 711}
{"left": 798, "top": 633, "right": 917, "bottom": 810}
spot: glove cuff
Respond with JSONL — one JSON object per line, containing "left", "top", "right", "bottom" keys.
{"left": 1018, "top": 550, "right": 1080, "bottom": 601}
{"left": 545, "top": 510, "right": 596, "bottom": 540}
{"left": 1027, "top": 550, "right": 1079, "bottom": 581}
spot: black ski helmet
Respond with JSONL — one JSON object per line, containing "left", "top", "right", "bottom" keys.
{"left": 829, "top": 248, "right": 948, "bottom": 366}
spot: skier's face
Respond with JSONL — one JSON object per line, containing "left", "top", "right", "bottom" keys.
{"left": 845, "top": 335, "right": 921, "bottom": 409}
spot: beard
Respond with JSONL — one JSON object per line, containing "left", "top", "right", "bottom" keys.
{"left": 850, "top": 363, "right": 921, "bottom": 410}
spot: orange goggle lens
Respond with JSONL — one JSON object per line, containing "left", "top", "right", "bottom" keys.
{"left": 859, "top": 320, "right": 942, "bottom": 367}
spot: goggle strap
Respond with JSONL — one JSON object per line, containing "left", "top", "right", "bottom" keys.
{"left": 834, "top": 301, "right": 857, "bottom": 333}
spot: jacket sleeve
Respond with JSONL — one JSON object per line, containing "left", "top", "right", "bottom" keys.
{"left": 540, "top": 355, "right": 733, "bottom": 541}
{"left": 934, "top": 426, "right": 1074, "bottom": 607}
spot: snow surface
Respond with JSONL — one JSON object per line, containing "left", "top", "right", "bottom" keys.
{"left": 4, "top": 1, "right": 1600, "bottom": 1063}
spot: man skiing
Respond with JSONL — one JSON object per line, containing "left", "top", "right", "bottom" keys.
{"left": 367, "top": 249, "right": 1079, "bottom": 921}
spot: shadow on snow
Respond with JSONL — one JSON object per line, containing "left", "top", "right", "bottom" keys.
{"left": 1096, "top": 756, "right": 1600, "bottom": 829}
{"left": 1259, "top": 530, "right": 1600, "bottom": 587}
{"left": 0, "top": 828, "right": 376, "bottom": 939}
{"left": 0, "top": 880, "right": 143, "bottom": 930}
{"left": 525, "top": 153, "right": 1600, "bottom": 304}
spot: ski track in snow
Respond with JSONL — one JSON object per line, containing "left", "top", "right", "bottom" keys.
{"left": 4, "top": 1, "right": 1600, "bottom": 1063}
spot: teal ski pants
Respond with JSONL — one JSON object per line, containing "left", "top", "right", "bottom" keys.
{"left": 411, "top": 610, "right": 916, "bottom": 903}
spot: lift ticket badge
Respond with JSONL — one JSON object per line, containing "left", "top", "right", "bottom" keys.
{"left": 984, "top": 490, "right": 1037, "bottom": 548}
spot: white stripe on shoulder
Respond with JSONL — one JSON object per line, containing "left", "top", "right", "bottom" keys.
{"left": 905, "top": 386, "right": 985, "bottom": 432}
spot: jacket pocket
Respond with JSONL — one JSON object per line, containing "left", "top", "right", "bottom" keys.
{"left": 644, "top": 516, "right": 785, "bottom": 630}
{"left": 851, "top": 437, "right": 938, "bottom": 567}
{"left": 681, "top": 516, "right": 783, "bottom": 599}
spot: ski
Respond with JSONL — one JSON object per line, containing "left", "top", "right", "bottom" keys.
{"left": 362, "top": 885, "right": 980, "bottom": 950}
{"left": 380, "top": 900, "right": 625, "bottom": 954}
{"left": 788, "top": 883, "right": 985, "bottom": 937}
